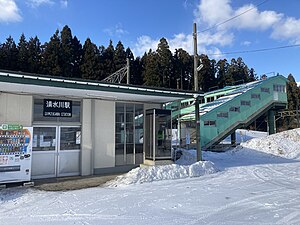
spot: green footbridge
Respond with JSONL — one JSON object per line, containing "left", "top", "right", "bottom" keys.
{"left": 170, "top": 75, "right": 288, "bottom": 150}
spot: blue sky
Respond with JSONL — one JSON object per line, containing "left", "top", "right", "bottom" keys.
{"left": 1, "top": 0, "right": 300, "bottom": 81}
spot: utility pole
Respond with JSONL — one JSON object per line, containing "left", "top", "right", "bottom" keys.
{"left": 193, "top": 23, "right": 198, "bottom": 92}
{"left": 126, "top": 58, "right": 130, "bottom": 84}
{"left": 193, "top": 22, "right": 202, "bottom": 161}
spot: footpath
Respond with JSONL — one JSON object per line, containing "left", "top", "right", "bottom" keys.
{"left": 33, "top": 174, "right": 121, "bottom": 191}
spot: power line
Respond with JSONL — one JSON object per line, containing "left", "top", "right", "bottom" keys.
{"left": 208, "top": 44, "right": 300, "bottom": 56}
{"left": 198, "top": 0, "right": 269, "bottom": 33}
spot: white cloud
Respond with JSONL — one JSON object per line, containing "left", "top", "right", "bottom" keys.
{"left": 132, "top": 33, "right": 225, "bottom": 59}
{"left": 233, "top": 5, "right": 283, "bottom": 30}
{"left": 0, "top": 0, "right": 22, "bottom": 23}
{"left": 103, "top": 23, "right": 129, "bottom": 37}
{"left": 241, "top": 41, "right": 251, "bottom": 46}
{"left": 195, "top": 0, "right": 232, "bottom": 27}
{"left": 271, "top": 17, "right": 300, "bottom": 44}
{"left": 132, "top": 35, "right": 159, "bottom": 56}
{"left": 194, "top": 0, "right": 282, "bottom": 31}
{"left": 133, "top": 0, "right": 300, "bottom": 58}
{"left": 195, "top": 0, "right": 300, "bottom": 49}
{"left": 26, "top": 0, "right": 54, "bottom": 8}
{"left": 60, "top": 0, "right": 67, "bottom": 8}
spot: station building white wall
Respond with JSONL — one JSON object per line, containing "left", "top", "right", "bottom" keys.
{"left": 0, "top": 93, "right": 33, "bottom": 126}
{"left": 0, "top": 92, "right": 164, "bottom": 176}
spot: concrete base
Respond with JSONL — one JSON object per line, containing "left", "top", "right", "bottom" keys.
{"left": 142, "top": 159, "right": 174, "bottom": 166}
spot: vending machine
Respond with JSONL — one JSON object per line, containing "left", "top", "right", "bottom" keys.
{"left": 0, "top": 124, "right": 33, "bottom": 184}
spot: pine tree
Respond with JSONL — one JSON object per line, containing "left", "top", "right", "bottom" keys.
{"left": 0, "top": 43, "right": 5, "bottom": 69}
{"left": 226, "top": 57, "right": 250, "bottom": 84}
{"left": 143, "top": 50, "right": 161, "bottom": 87}
{"left": 80, "top": 38, "right": 100, "bottom": 80}
{"left": 173, "top": 48, "right": 193, "bottom": 90}
{"left": 198, "top": 54, "right": 217, "bottom": 92}
{"left": 216, "top": 59, "right": 229, "bottom": 88}
{"left": 17, "top": 33, "right": 29, "bottom": 72}
{"left": 125, "top": 47, "right": 142, "bottom": 85}
{"left": 98, "top": 45, "right": 106, "bottom": 80}
{"left": 249, "top": 68, "right": 257, "bottom": 81}
{"left": 102, "top": 40, "right": 115, "bottom": 76}
{"left": 27, "top": 36, "right": 42, "bottom": 73}
{"left": 41, "top": 30, "right": 62, "bottom": 76}
{"left": 2, "top": 36, "right": 18, "bottom": 70}
{"left": 131, "top": 56, "right": 144, "bottom": 85}
{"left": 286, "top": 74, "right": 300, "bottom": 129}
{"left": 114, "top": 41, "right": 126, "bottom": 72}
{"left": 60, "top": 25, "right": 75, "bottom": 77}
{"left": 287, "top": 74, "right": 299, "bottom": 110}
{"left": 72, "top": 36, "right": 83, "bottom": 78}
{"left": 157, "top": 38, "right": 173, "bottom": 88}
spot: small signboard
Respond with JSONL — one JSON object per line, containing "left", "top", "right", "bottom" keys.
{"left": 43, "top": 99, "right": 72, "bottom": 117}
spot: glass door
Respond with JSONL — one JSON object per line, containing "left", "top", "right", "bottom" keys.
{"left": 32, "top": 126, "right": 57, "bottom": 179}
{"left": 57, "top": 126, "right": 81, "bottom": 177}
{"left": 32, "top": 126, "right": 81, "bottom": 179}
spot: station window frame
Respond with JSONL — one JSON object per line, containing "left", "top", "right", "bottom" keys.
{"left": 204, "top": 120, "right": 216, "bottom": 126}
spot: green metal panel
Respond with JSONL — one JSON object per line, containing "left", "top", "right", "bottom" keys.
{"left": 178, "top": 75, "right": 288, "bottom": 148}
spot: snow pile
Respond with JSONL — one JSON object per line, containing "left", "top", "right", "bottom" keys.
{"left": 175, "top": 148, "right": 197, "bottom": 165}
{"left": 241, "top": 128, "right": 300, "bottom": 159}
{"left": 106, "top": 160, "right": 217, "bottom": 187}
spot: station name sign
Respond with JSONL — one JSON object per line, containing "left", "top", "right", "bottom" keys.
{"left": 43, "top": 99, "right": 72, "bottom": 117}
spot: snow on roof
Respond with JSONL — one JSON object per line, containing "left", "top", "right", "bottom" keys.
{"left": 181, "top": 80, "right": 262, "bottom": 120}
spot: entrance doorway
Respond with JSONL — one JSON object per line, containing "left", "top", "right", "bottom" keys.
{"left": 31, "top": 126, "right": 81, "bottom": 179}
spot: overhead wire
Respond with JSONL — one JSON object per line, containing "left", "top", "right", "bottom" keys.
{"left": 195, "top": 0, "right": 300, "bottom": 56}
{"left": 198, "top": 0, "right": 270, "bottom": 33}
{"left": 208, "top": 44, "right": 300, "bottom": 56}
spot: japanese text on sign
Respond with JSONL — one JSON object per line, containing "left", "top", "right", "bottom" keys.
{"left": 43, "top": 99, "right": 72, "bottom": 117}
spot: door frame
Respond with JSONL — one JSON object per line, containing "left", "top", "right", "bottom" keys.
{"left": 57, "top": 125, "right": 81, "bottom": 177}
{"left": 32, "top": 125, "right": 81, "bottom": 179}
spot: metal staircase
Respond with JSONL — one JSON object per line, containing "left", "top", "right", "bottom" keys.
{"left": 177, "top": 75, "right": 288, "bottom": 149}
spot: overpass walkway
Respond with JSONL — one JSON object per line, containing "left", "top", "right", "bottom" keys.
{"left": 175, "top": 75, "right": 288, "bottom": 149}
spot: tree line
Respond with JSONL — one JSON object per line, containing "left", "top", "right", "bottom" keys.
{"left": 0, "top": 25, "right": 299, "bottom": 130}
{"left": 0, "top": 25, "right": 258, "bottom": 92}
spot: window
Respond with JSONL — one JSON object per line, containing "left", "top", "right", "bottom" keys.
{"left": 115, "top": 103, "right": 144, "bottom": 166}
{"left": 261, "top": 87, "right": 270, "bottom": 93}
{"left": 241, "top": 100, "right": 251, "bottom": 106}
{"left": 273, "top": 84, "right": 286, "bottom": 93}
{"left": 204, "top": 120, "right": 216, "bottom": 126}
{"left": 251, "top": 93, "right": 261, "bottom": 99}
{"left": 229, "top": 106, "right": 240, "bottom": 112}
{"left": 216, "top": 95, "right": 224, "bottom": 99}
{"left": 206, "top": 96, "right": 214, "bottom": 103}
{"left": 32, "top": 127, "right": 56, "bottom": 151}
{"left": 60, "top": 127, "right": 81, "bottom": 150}
{"left": 181, "top": 102, "right": 188, "bottom": 107}
{"left": 217, "top": 112, "right": 228, "bottom": 118}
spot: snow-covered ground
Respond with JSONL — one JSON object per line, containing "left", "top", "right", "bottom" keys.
{"left": 1, "top": 129, "right": 300, "bottom": 225}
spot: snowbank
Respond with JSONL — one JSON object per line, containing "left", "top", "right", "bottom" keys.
{"left": 106, "top": 160, "right": 217, "bottom": 187}
{"left": 240, "top": 128, "right": 300, "bottom": 159}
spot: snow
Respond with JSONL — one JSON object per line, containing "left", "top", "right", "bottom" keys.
{"left": 106, "top": 161, "right": 217, "bottom": 187}
{"left": 1, "top": 129, "right": 300, "bottom": 225}
{"left": 241, "top": 128, "right": 300, "bottom": 159}
{"left": 221, "top": 129, "right": 268, "bottom": 144}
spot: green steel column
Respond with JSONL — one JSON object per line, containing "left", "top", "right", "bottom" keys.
{"left": 267, "top": 110, "right": 276, "bottom": 135}
{"left": 231, "top": 132, "right": 236, "bottom": 146}
{"left": 195, "top": 95, "right": 202, "bottom": 161}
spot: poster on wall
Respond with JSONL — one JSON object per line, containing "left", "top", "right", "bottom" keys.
{"left": 0, "top": 124, "right": 33, "bottom": 184}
